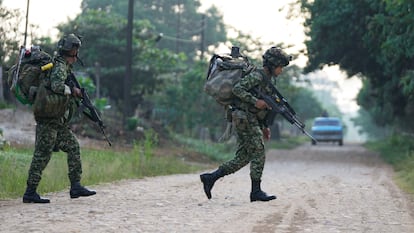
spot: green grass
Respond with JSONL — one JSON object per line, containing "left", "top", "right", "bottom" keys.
{"left": 172, "top": 134, "right": 307, "bottom": 162}
{"left": 0, "top": 136, "right": 205, "bottom": 199}
{"left": 172, "top": 134, "right": 235, "bottom": 162}
{"left": 0, "top": 101, "right": 13, "bottom": 110}
{"left": 0, "top": 130, "right": 308, "bottom": 200}
{"left": 365, "top": 134, "right": 414, "bottom": 194}
{"left": 267, "top": 135, "right": 309, "bottom": 150}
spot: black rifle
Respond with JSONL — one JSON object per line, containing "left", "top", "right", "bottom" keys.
{"left": 67, "top": 73, "right": 112, "bottom": 146}
{"left": 253, "top": 82, "right": 316, "bottom": 141}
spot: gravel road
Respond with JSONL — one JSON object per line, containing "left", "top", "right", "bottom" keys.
{"left": 1, "top": 142, "right": 414, "bottom": 233}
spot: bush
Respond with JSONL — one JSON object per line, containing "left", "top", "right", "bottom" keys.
{"left": 365, "top": 134, "right": 414, "bottom": 194}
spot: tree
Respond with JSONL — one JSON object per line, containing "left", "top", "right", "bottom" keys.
{"left": 57, "top": 9, "right": 185, "bottom": 116}
{"left": 299, "top": 0, "right": 414, "bottom": 133}
{"left": 0, "top": 4, "right": 21, "bottom": 66}
{"left": 80, "top": 0, "right": 227, "bottom": 59}
{"left": 152, "top": 61, "right": 224, "bottom": 137}
{"left": 0, "top": 3, "right": 22, "bottom": 101}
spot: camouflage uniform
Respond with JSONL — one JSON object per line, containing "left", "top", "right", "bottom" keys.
{"left": 200, "top": 46, "right": 290, "bottom": 201}
{"left": 23, "top": 33, "right": 95, "bottom": 203}
{"left": 219, "top": 68, "right": 273, "bottom": 181}
{"left": 26, "top": 56, "right": 81, "bottom": 188}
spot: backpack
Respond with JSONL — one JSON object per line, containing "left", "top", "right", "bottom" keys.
{"left": 7, "top": 46, "right": 53, "bottom": 105}
{"left": 204, "top": 48, "right": 255, "bottom": 106}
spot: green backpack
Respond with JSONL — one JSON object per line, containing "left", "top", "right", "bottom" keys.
{"left": 7, "top": 46, "right": 53, "bottom": 105}
{"left": 204, "top": 47, "right": 255, "bottom": 106}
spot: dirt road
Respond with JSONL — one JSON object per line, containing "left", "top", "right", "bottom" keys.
{"left": 1, "top": 143, "right": 414, "bottom": 233}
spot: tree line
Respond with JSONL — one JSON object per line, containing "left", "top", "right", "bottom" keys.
{"left": 299, "top": 0, "right": 414, "bottom": 137}
{"left": 1, "top": 0, "right": 335, "bottom": 140}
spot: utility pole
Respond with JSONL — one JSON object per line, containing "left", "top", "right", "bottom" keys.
{"left": 0, "top": 66, "right": 3, "bottom": 101}
{"left": 95, "top": 62, "right": 101, "bottom": 99}
{"left": 123, "top": 0, "right": 134, "bottom": 125}
{"left": 199, "top": 14, "right": 206, "bottom": 60}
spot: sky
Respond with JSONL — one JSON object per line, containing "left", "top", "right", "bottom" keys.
{"left": 3, "top": 0, "right": 363, "bottom": 128}
{"left": 3, "top": 0, "right": 82, "bottom": 40}
{"left": 199, "top": 0, "right": 306, "bottom": 55}
{"left": 4, "top": 0, "right": 305, "bottom": 54}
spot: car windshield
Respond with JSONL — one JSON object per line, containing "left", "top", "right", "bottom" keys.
{"left": 314, "top": 120, "right": 340, "bottom": 126}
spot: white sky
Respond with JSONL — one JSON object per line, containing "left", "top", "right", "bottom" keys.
{"left": 3, "top": 0, "right": 362, "bottom": 115}
{"left": 3, "top": 0, "right": 82, "bottom": 40}
{"left": 200, "top": 0, "right": 306, "bottom": 55}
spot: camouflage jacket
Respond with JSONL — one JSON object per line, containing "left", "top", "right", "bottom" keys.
{"left": 45, "top": 56, "right": 77, "bottom": 122}
{"left": 232, "top": 68, "right": 275, "bottom": 126}
{"left": 50, "top": 56, "right": 73, "bottom": 95}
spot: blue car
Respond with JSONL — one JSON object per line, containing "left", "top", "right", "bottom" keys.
{"left": 311, "top": 117, "right": 343, "bottom": 146}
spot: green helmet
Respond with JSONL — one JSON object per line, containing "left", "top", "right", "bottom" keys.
{"left": 57, "top": 33, "right": 82, "bottom": 54}
{"left": 262, "top": 47, "right": 291, "bottom": 68}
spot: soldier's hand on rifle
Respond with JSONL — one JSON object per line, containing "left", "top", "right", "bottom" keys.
{"left": 255, "top": 99, "right": 269, "bottom": 110}
{"left": 72, "top": 87, "right": 82, "bottom": 98}
{"left": 262, "top": 127, "right": 271, "bottom": 140}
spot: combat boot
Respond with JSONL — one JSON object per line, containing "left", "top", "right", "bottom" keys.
{"left": 200, "top": 168, "right": 225, "bottom": 199}
{"left": 23, "top": 186, "right": 50, "bottom": 203}
{"left": 250, "top": 179, "right": 276, "bottom": 202}
{"left": 70, "top": 182, "right": 96, "bottom": 199}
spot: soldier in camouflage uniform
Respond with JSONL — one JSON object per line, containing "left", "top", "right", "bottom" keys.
{"left": 200, "top": 47, "right": 291, "bottom": 202}
{"left": 23, "top": 34, "right": 96, "bottom": 203}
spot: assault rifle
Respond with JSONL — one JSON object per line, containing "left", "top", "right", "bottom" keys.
{"left": 67, "top": 73, "right": 112, "bottom": 146}
{"left": 253, "top": 83, "right": 316, "bottom": 141}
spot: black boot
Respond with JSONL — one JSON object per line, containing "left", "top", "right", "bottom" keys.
{"left": 250, "top": 179, "right": 276, "bottom": 202}
{"left": 70, "top": 182, "right": 96, "bottom": 199}
{"left": 23, "top": 186, "right": 50, "bottom": 203}
{"left": 200, "top": 168, "right": 225, "bottom": 199}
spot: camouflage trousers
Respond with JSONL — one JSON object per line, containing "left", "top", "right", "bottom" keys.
{"left": 26, "top": 118, "right": 82, "bottom": 188}
{"left": 219, "top": 110, "right": 265, "bottom": 181}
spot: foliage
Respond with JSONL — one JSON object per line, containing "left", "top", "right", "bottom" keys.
{"left": 152, "top": 47, "right": 324, "bottom": 139}
{"left": 273, "top": 64, "right": 324, "bottom": 122}
{"left": 0, "top": 3, "right": 21, "bottom": 66}
{"left": 126, "top": 116, "right": 140, "bottom": 131}
{"left": 171, "top": 133, "right": 234, "bottom": 162}
{"left": 31, "top": 36, "right": 55, "bottom": 55}
{"left": 365, "top": 134, "right": 414, "bottom": 194}
{"left": 57, "top": 9, "right": 186, "bottom": 115}
{"left": 151, "top": 61, "right": 225, "bottom": 137}
{"left": 1, "top": 0, "right": 329, "bottom": 146}
{"left": 299, "top": 0, "right": 414, "bottom": 134}
{"left": 73, "top": 75, "right": 110, "bottom": 113}
{"left": 0, "top": 3, "right": 22, "bottom": 101}
{"left": 267, "top": 135, "right": 309, "bottom": 150}
{"left": 81, "top": 0, "right": 228, "bottom": 59}
{"left": 352, "top": 107, "right": 391, "bottom": 140}
{"left": 0, "top": 101, "right": 13, "bottom": 110}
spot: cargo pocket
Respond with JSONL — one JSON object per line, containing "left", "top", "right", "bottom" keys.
{"left": 232, "top": 110, "right": 249, "bottom": 132}
{"left": 33, "top": 83, "right": 69, "bottom": 118}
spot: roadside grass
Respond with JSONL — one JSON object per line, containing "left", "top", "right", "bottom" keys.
{"left": 267, "top": 135, "right": 309, "bottom": 150}
{"left": 173, "top": 134, "right": 307, "bottom": 162}
{"left": 0, "top": 101, "right": 14, "bottom": 110}
{"left": 171, "top": 134, "right": 235, "bottom": 162}
{"left": 365, "top": 134, "right": 414, "bottom": 194}
{"left": 0, "top": 132, "right": 205, "bottom": 199}
{"left": 0, "top": 131, "right": 309, "bottom": 200}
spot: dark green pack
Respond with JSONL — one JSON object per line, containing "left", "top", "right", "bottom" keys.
{"left": 7, "top": 46, "right": 53, "bottom": 105}
{"left": 204, "top": 47, "right": 255, "bottom": 106}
